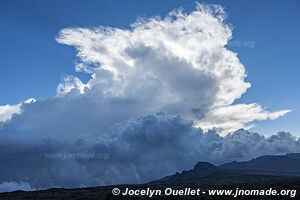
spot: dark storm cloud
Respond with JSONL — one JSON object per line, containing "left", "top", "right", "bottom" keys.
{"left": 0, "top": 112, "right": 299, "bottom": 190}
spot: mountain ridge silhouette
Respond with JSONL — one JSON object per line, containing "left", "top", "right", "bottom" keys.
{"left": 152, "top": 153, "right": 300, "bottom": 184}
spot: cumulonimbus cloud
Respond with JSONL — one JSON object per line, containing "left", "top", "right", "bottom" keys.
{"left": 0, "top": 4, "right": 295, "bottom": 191}
{"left": 0, "top": 4, "right": 289, "bottom": 134}
{"left": 55, "top": 3, "right": 289, "bottom": 134}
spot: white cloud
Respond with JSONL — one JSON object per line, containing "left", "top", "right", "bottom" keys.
{"left": 198, "top": 104, "right": 291, "bottom": 135}
{"left": 56, "top": 4, "right": 247, "bottom": 119}
{"left": 0, "top": 98, "right": 36, "bottom": 123}
{"left": 0, "top": 104, "right": 21, "bottom": 123}
{"left": 55, "top": 4, "right": 288, "bottom": 134}
{"left": 56, "top": 75, "right": 87, "bottom": 95}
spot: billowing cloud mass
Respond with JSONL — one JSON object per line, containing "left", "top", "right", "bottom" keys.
{"left": 0, "top": 113, "right": 299, "bottom": 190}
{"left": 0, "top": 4, "right": 296, "bottom": 191}
{"left": 55, "top": 4, "right": 289, "bottom": 134}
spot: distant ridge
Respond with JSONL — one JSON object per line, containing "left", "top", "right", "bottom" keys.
{"left": 152, "top": 153, "right": 300, "bottom": 184}
{"left": 220, "top": 153, "right": 300, "bottom": 176}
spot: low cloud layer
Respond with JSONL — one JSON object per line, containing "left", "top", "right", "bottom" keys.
{"left": 0, "top": 181, "right": 33, "bottom": 192}
{"left": 0, "top": 4, "right": 295, "bottom": 191}
{"left": 0, "top": 113, "right": 299, "bottom": 190}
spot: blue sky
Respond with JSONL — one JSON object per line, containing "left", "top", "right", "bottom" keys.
{"left": 0, "top": 0, "right": 299, "bottom": 136}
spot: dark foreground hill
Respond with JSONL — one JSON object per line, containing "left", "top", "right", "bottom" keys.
{"left": 1, "top": 178, "right": 299, "bottom": 200}
{"left": 1, "top": 153, "right": 300, "bottom": 200}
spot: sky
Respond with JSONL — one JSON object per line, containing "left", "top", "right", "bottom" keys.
{"left": 0, "top": 0, "right": 299, "bottom": 136}
{"left": 0, "top": 0, "right": 300, "bottom": 191}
